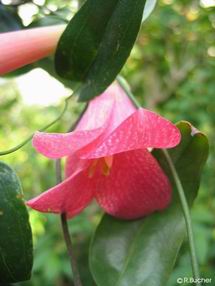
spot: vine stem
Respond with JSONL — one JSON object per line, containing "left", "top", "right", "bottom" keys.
{"left": 162, "top": 149, "right": 201, "bottom": 284}
{"left": 60, "top": 213, "right": 83, "bottom": 286}
{"left": 0, "top": 91, "right": 77, "bottom": 156}
{"left": 55, "top": 105, "right": 87, "bottom": 286}
{"left": 55, "top": 159, "right": 83, "bottom": 286}
{"left": 0, "top": 100, "right": 68, "bottom": 156}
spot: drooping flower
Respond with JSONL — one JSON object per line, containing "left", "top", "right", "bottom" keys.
{"left": 0, "top": 25, "right": 65, "bottom": 75}
{"left": 27, "top": 83, "right": 181, "bottom": 220}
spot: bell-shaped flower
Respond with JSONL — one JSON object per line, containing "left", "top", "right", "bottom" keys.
{"left": 27, "top": 83, "right": 181, "bottom": 219}
{"left": 0, "top": 25, "right": 65, "bottom": 75}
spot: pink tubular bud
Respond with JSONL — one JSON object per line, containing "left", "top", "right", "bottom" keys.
{"left": 0, "top": 25, "right": 65, "bottom": 75}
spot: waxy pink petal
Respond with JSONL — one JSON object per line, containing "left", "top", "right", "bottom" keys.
{"left": 0, "top": 25, "right": 65, "bottom": 75}
{"left": 65, "top": 154, "right": 89, "bottom": 178}
{"left": 27, "top": 161, "right": 93, "bottom": 218}
{"left": 33, "top": 83, "right": 136, "bottom": 159}
{"left": 33, "top": 127, "right": 107, "bottom": 159}
{"left": 28, "top": 148, "right": 172, "bottom": 219}
{"left": 93, "top": 149, "right": 172, "bottom": 219}
{"left": 76, "top": 83, "right": 136, "bottom": 131}
{"left": 80, "top": 108, "right": 181, "bottom": 159}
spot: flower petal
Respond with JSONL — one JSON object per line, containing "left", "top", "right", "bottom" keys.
{"left": 65, "top": 154, "right": 89, "bottom": 178}
{"left": 94, "top": 149, "right": 172, "bottom": 219}
{"left": 33, "top": 83, "right": 135, "bottom": 159}
{"left": 27, "top": 161, "right": 93, "bottom": 218}
{"left": 76, "top": 83, "right": 135, "bottom": 131}
{"left": 0, "top": 25, "right": 65, "bottom": 75}
{"left": 33, "top": 127, "right": 106, "bottom": 159}
{"left": 80, "top": 108, "right": 181, "bottom": 159}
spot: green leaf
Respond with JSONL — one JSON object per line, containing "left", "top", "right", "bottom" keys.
{"left": 0, "top": 162, "right": 33, "bottom": 283}
{"left": 89, "top": 121, "right": 209, "bottom": 286}
{"left": 142, "top": 0, "right": 157, "bottom": 22}
{"left": 55, "top": 0, "right": 147, "bottom": 101}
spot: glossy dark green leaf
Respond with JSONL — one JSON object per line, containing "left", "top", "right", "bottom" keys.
{"left": 55, "top": 0, "right": 146, "bottom": 101}
{"left": 90, "top": 121, "right": 209, "bottom": 286}
{"left": 0, "top": 162, "right": 33, "bottom": 283}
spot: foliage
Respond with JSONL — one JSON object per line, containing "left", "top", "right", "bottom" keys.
{"left": 0, "top": 0, "right": 215, "bottom": 285}
{"left": 0, "top": 162, "right": 33, "bottom": 282}
{"left": 55, "top": 0, "right": 147, "bottom": 101}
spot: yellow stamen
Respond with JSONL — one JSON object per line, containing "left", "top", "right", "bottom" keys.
{"left": 104, "top": 156, "right": 114, "bottom": 169}
{"left": 87, "top": 156, "right": 114, "bottom": 178}
{"left": 88, "top": 159, "right": 99, "bottom": 178}
{"left": 102, "top": 156, "right": 114, "bottom": 176}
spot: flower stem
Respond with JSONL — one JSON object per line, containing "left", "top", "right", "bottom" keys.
{"left": 55, "top": 105, "right": 87, "bottom": 286}
{"left": 60, "top": 213, "right": 83, "bottom": 286}
{"left": 55, "top": 159, "right": 83, "bottom": 286}
{"left": 162, "top": 149, "right": 201, "bottom": 284}
{"left": 117, "top": 75, "right": 141, "bottom": 108}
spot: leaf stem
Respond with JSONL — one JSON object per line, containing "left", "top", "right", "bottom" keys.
{"left": 162, "top": 149, "right": 201, "bottom": 284}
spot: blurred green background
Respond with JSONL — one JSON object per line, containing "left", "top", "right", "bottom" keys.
{"left": 0, "top": 0, "right": 215, "bottom": 285}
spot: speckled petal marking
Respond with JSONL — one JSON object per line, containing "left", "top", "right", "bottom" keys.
{"left": 32, "top": 127, "right": 106, "bottom": 159}
{"left": 81, "top": 108, "right": 181, "bottom": 159}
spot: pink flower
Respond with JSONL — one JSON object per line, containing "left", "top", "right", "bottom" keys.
{"left": 0, "top": 25, "right": 65, "bottom": 75}
{"left": 27, "top": 83, "right": 181, "bottom": 220}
